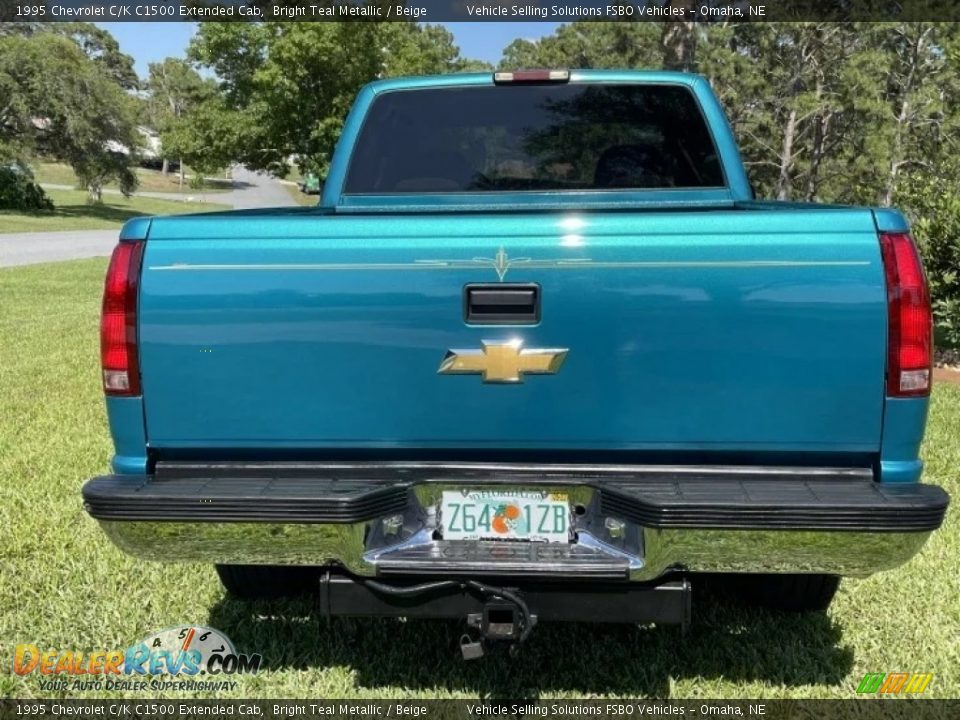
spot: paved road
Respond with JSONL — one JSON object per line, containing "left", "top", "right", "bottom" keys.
{"left": 223, "top": 166, "right": 301, "bottom": 209}
{"left": 0, "top": 167, "right": 298, "bottom": 267}
{"left": 0, "top": 229, "right": 118, "bottom": 268}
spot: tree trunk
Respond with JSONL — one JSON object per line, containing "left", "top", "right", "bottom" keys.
{"left": 883, "top": 99, "right": 909, "bottom": 207}
{"left": 88, "top": 184, "right": 102, "bottom": 204}
{"left": 661, "top": 4, "right": 698, "bottom": 71}
{"left": 161, "top": 158, "right": 169, "bottom": 176}
{"left": 776, "top": 109, "right": 798, "bottom": 201}
{"left": 805, "top": 112, "right": 829, "bottom": 202}
{"left": 882, "top": 27, "right": 928, "bottom": 207}
{"left": 179, "top": 157, "right": 184, "bottom": 190}
{"left": 805, "top": 79, "right": 828, "bottom": 202}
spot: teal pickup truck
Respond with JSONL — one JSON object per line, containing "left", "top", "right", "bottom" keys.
{"left": 84, "top": 70, "right": 948, "bottom": 655}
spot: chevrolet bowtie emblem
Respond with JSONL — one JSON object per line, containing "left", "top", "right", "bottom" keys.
{"left": 437, "top": 339, "right": 568, "bottom": 383}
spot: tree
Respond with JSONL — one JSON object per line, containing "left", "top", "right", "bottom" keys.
{"left": 0, "top": 30, "right": 141, "bottom": 202}
{"left": 661, "top": 3, "right": 698, "bottom": 70}
{"left": 900, "top": 167, "right": 960, "bottom": 345}
{"left": 160, "top": 96, "right": 245, "bottom": 185}
{"left": 0, "top": 164, "right": 53, "bottom": 211}
{"left": 56, "top": 23, "right": 139, "bottom": 91}
{"left": 873, "top": 23, "right": 960, "bottom": 206}
{"left": 146, "top": 58, "right": 216, "bottom": 183}
{"left": 501, "top": 23, "right": 660, "bottom": 70}
{"left": 187, "top": 22, "right": 485, "bottom": 177}
{"left": 0, "top": 43, "right": 32, "bottom": 164}
{"left": 0, "top": 22, "right": 138, "bottom": 89}
{"left": 697, "top": 23, "right": 902, "bottom": 203}
{"left": 386, "top": 24, "right": 490, "bottom": 76}
{"left": 723, "top": 24, "right": 855, "bottom": 200}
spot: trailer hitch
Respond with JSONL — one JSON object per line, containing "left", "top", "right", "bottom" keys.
{"left": 459, "top": 582, "right": 537, "bottom": 660}
{"left": 359, "top": 577, "right": 536, "bottom": 660}
{"left": 460, "top": 599, "right": 539, "bottom": 660}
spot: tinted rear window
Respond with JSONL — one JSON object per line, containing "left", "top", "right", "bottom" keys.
{"left": 344, "top": 84, "right": 724, "bottom": 194}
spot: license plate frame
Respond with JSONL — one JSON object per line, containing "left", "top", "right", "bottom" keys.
{"left": 439, "top": 490, "right": 570, "bottom": 543}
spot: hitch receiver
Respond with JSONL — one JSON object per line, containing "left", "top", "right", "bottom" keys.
{"left": 468, "top": 602, "right": 538, "bottom": 641}
{"left": 461, "top": 602, "right": 539, "bottom": 660}
{"left": 484, "top": 603, "right": 521, "bottom": 639}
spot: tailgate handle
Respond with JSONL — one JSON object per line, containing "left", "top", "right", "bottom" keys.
{"left": 464, "top": 283, "right": 540, "bottom": 324}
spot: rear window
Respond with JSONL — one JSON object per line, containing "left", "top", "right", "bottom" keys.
{"left": 344, "top": 84, "right": 724, "bottom": 194}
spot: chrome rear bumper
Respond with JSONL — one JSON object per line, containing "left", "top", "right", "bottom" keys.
{"left": 83, "top": 461, "right": 949, "bottom": 582}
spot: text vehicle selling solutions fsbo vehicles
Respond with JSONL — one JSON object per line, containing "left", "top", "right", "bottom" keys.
{"left": 83, "top": 70, "right": 949, "bottom": 656}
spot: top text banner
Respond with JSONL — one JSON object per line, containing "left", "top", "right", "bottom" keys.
{"left": 2, "top": 0, "right": 959, "bottom": 22}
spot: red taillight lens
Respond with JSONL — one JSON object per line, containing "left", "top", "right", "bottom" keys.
{"left": 879, "top": 232, "right": 932, "bottom": 397}
{"left": 100, "top": 241, "right": 144, "bottom": 396}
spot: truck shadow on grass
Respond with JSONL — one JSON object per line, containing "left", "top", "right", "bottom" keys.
{"left": 206, "top": 587, "right": 853, "bottom": 697}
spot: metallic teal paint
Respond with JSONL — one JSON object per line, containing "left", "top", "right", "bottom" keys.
{"left": 872, "top": 208, "right": 911, "bottom": 234}
{"left": 105, "top": 397, "right": 148, "bottom": 474}
{"left": 880, "top": 397, "right": 929, "bottom": 483}
{"left": 119, "top": 217, "right": 152, "bottom": 241}
{"left": 136, "top": 207, "right": 889, "bottom": 453}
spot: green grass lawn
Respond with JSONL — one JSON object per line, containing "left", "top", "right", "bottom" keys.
{"left": 283, "top": 167, "right": 305, "bottom": 186}
{"left": 31, "top": 161, "right": 234, "bottom": 195}
{"left": 0, "top": 190, "right": 231, "bottom": 234}
{"left": 1, "top": 258, "right": 958, "bottom": 700}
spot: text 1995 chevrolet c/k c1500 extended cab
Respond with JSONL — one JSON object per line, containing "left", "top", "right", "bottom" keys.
{"left": 83, "top": 70, "right": 949, "bottom": 655}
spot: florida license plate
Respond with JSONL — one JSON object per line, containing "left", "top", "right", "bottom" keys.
{"left": 440, "top": 491, "right": 570, "bottom": 543}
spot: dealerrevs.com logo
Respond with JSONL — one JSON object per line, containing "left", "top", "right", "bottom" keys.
{"left": 13, "top": 625, "right": 262, "bottom": 692}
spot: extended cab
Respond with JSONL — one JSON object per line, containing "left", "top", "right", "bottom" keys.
{"left": 83, "top": 71, "right": 948, "bottom": 650}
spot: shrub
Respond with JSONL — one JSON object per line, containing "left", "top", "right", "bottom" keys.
{"left": 0, "top": 165, "right": 54, "bottom": 211}
{"left": 900, "top": 175, "right": 960, "bottom": 347}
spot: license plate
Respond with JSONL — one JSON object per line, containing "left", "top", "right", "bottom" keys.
{"left": 440, "top": 490, "right": 570, "bottom": 543}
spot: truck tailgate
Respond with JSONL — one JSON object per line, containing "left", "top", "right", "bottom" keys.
{"left": 137, "top": 208, "right": 886, "bottom": 453}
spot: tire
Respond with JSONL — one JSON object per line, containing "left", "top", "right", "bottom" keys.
{"left": 703, "top": 573, "right": 840, "bottom": 612}
{"left": 215, "top": 564, "right": 319, "bottom": 600}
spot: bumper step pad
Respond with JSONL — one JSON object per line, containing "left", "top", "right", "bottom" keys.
{"left": 83, "top": 475, "right": 408, "bottom": 523}
{"left": 600, "top": 478, "right": 948, "bottom": 531}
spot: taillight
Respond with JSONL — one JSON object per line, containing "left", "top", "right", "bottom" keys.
{"left": 879, "top": 232, "right": 932, "bottom": 397}
{"left": 100, "top": 241, "right": 144, "bottom": 396}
